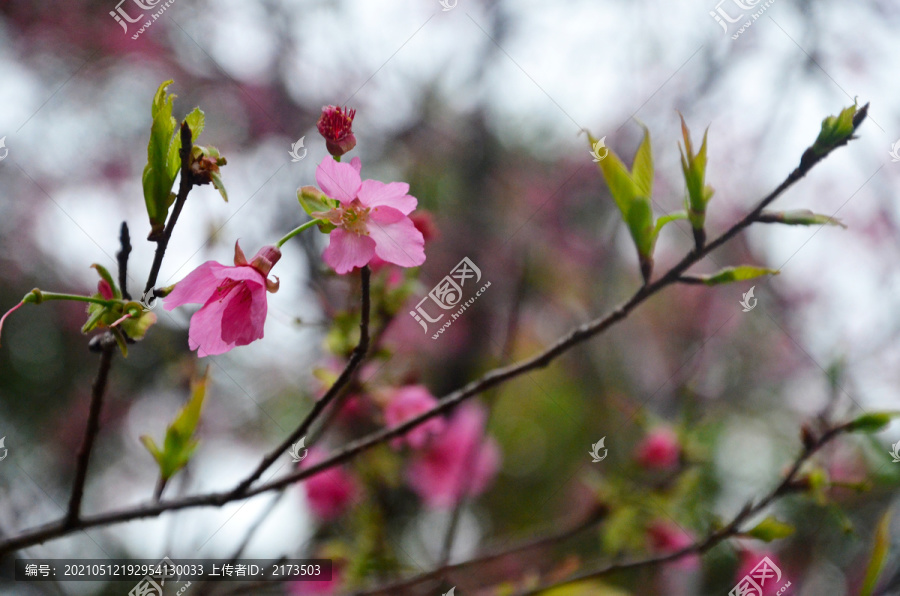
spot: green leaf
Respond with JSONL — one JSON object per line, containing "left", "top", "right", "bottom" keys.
{"left": 625, "top": 198, "right": 655, "bottom": 257}
{"left": 859, "top": 510, "right": 891, "bottom": 596}
{"left": 846, "top": 412, "right": 894, "bottom": 434}
{"left": 812, "top": 102, "right": 863, "bottom": 157}
{"left": 759, "top": 209, "right": 846, "bottom": 229}
{"left": 678, "top": 113, "right": 714, "bottom": 230}
{"left": 745, "top": 516, "right": 795, "bottom": 542}
{"left": 694, "top": 266, "right": 780, "bottom": 286}
{"left": 631, "top": 126, "right": 654, "bottom": 198}
{"left": 142, "top": 368, "right": 209, "bottom": 481}
{"left": 210, "top": 171, "right": 228, "bottom": 202}
{"left": 653, "top": 211, "right": 688, "bottom": 239}
{"left": 596, "top": 148, "right": 640, "bottom": 214}
{"left": 167, "top": 107, "right": 205, "bottom": 180}
{"left": 143, "top": 80, "right": 178, "bottom": 238}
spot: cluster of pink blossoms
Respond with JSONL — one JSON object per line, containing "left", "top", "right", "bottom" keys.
{"left": 165, "top": 105, "right": 425, "bottom": 357}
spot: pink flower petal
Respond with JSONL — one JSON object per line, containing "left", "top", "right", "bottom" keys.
{"left": 368, "top": 208, "right": 425, "bottom": 268}
{"left": 348, "top": 156, "right": 361, "bottom": 173}
{"left": 210, "top": 264, "right": 267, "bottom": 285}
{"left": 220, "top": 283, "right": 268, "bottom": 346}
{"left": 187, "top": 293, "right": 235, "bottom": 357}
{"left": 357, "top": 179, "right": 417, "bottom": 214}
{"left": 316, "top": 157, "right": 361, "bottom": 205}
{"left": 322, "top": 229, "right": 376, "bottom": 274}
{"left": 164, "top": 262, "right": 229, "bottom": 309}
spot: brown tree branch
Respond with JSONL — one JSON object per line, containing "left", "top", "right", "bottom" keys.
{"left": 0, "top": 109, "right": 867, "bottom": 557}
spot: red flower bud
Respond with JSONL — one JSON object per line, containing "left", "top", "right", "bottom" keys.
{"left": 317, "top": 105, "right": 357, "bottom": 157}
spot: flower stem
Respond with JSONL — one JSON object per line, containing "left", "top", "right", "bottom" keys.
{"left": 37, "top": 293, "right": 117, "bottom": 307}
{"left": 276, "top": 219, "right": 320, "bottom": 248}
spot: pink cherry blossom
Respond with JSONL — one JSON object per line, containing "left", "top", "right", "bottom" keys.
{"left": 407, "top": 403, "right": 501, "bottom": 509}
{"left": 312, "top": 157, "right": 425, "bottom": 274}
{"left": 384, "top": 385, "right": 446, "bottom": 450}
{"left": 634, "top": 427, "right": 681, "bottom": 471}
{"left": 163, "top": 241, "right": 281, "bottom": 357}
{"left": 301, "top": 448, "right": 359, "bottom": 521}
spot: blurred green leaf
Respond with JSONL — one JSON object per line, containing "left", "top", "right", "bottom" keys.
{"left": 694, "top": 266, "right": 780, "bottom": 286}
{"left": 745, "top": 516, "right": 795, "bottom": 542}
{"left": 859, "top": 510, "right": 891, "bottom": 596}
{"left": 141, "top": 368, "right": 209, "bottom": 481}
{"left": 678, "top": 113, "right": 714, "bottom": 231}
{"left": 632, "top": 126, "right": 654, "bottom": 198}
{"left": 166, "top": 107, "right": 205, "bottom": 180}
{"left": 847, "top": 412, "right": 895, "bottom": 434}
{"left": 759, "top": 209, "right": 846, "bottom": 228}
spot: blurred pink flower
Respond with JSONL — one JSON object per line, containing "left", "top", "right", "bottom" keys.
{"left": 407, "top": 403, "right": 501, "bottom": 508}
{"left": 312, "top": 157, "right": 425, "bottom": 274}
{"left": 317, "top": 105, "right": 357, "bottom": 157}
{"left": 164, "top": 241, "right": 281, "bottom": 357}
{"left": 647, "top": 520, "right": 699, "bottom": 570}
{"left": 634, "top": 427, "right": 681, "bottom": 471}
{"left": 384, "top": 385, "right": 446, "bottom": 449}
{"left": 735, "top": 549, "right": 785, "bottom": 594}
{"left": 287, "top": 565, "right": 342, "bottom": 595}
{"left": 301, "top": 448, "right": 359, "bottom": 521}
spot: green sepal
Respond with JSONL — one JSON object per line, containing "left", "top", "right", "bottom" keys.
{"left": 744, "top": 516, "right": 795, "bottom": 542}
{"left": 298, "top": 186, "right": 338, "bottom": 233}
{"left": 90, "top": 264, "right": 121, "bottom": 299}
{"left": 694, "top": 266, "right": 780, "bottom": 286}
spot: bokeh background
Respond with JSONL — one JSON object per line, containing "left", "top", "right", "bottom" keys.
{"left": 1, "top": 0, "right": 900, "bottom": 594}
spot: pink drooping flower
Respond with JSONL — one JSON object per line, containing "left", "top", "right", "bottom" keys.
{"left": 384, "top": 385, "right": 446, "bottom": 450}
{"left": 317, "top": 105, "right": 357, "bottom": 157}
{"left": 647, "top": 519, "right": 699, "bottom": 570}
{"left": 163, "top": 241, "right": 281, "bottom": 357}
{"left": 634, "top": 427, "right": 681, "bottom": 471}
{"left": 407, "top": 403, "right": 501, "bottom": 509}
{"left": 301, "top": 448, "right": 359, "bottom": 522}
{"left": 311, "top": 157, "right": 425, "bottom": 274}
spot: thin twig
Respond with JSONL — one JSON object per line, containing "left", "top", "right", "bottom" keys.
{"left": 228, "top": 266, "right": 371, "bottom": 497}
{"left": 117, "top": 222, "right": 132, "bottom": 300}
{"left": 354, "top": 505, "right": 609, "bottom": 595}
{"left": 144, "top": 122, "right": 194, "bottom": 296}
{"left": 65, "top": 341, "right": 115, "bottom": 527}
{"left": 0, "top": 116, "right": 866, "bottom": 557}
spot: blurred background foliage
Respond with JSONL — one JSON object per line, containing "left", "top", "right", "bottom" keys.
{"left": 1, "top": 0, "right": 900, "bottom": 594}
